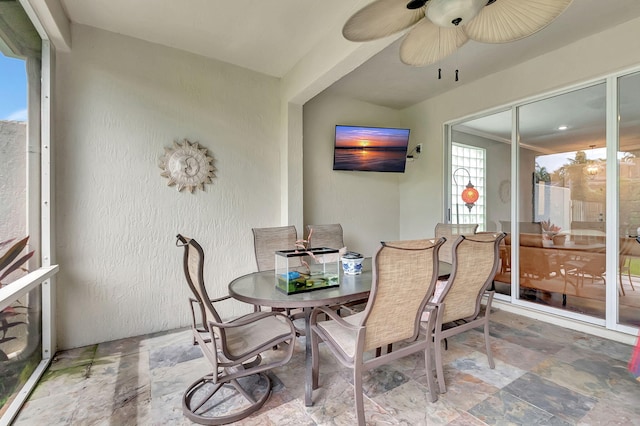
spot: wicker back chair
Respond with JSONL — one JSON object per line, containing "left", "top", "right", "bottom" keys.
{"left": 308, "top": 238, "right": 445, "bottom": 425}
{"left": 424, "top": 232, "right": 505, "bottom": 394}
{"left": 434, "top": 223, "right": 478, "bottom": 264}
{"left": 252, "top": 225, "right": 298, "bottom": 271}
{"left": 305, "top": 223, "right": 345, "bottom": 250}
{"left": 176, "top": 235, "right": 296, "bottom": 424}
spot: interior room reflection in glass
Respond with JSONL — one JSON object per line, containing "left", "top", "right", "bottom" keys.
{"left": 515, "top": 83, "right": 606, "bottom": 318}
{"left": 618, "top": 71, "right": 640, "bottom": 328}
{"left": 451, "top": 109, "right": 512, "bottom": 295}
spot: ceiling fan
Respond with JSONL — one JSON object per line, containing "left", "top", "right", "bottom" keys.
{"left": 343, "top": 0, "right": 574, "bottom": 66}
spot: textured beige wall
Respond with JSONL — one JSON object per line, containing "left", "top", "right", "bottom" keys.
{"left": 0, "top": 121, "right": 27, "bottom": 242}
{"left": 54, "top": 25, "right": 281, "bottom": 349}
{"left": 400, "top": 16, "right": 640, "bottom": 239}
{"left": 50, "top": 12, "right": 640, "bottom": 349}
{"left": 303, "top": 92, "right": 406, "bottom": 257}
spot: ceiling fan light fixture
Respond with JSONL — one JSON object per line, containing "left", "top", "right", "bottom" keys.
{"left": 426, "top": 0, "right": 486, "bottom": 28}
{"left": 341, "top": 0, "right": 574, "bottom": 68}
{"left": 400, "top": 19, "right": 468, "bottom": 66}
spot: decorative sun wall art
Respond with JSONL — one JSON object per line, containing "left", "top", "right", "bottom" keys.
{"left": 159, "top": 139, "right": 216, "bottom": 193}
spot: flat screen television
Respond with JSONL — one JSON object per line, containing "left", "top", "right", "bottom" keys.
{"left": 333, "top": 125, "right": 410, "bottom": 173}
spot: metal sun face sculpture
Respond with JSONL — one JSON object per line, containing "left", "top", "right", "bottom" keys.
{"left": 159, "top": 139, "right": 216, "bottom": 193}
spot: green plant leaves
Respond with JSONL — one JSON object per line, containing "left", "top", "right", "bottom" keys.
{"left": 0, "top": 237, "right": 34, "bottom": 284}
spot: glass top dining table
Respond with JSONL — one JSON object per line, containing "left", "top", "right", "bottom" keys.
{"left": 228, "top": 258, "right": 452, "bottom": 406}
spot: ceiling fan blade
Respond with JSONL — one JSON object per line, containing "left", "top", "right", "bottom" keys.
{"left": 400, "top": 19, "right": 468, "bottom": 66}
{"left": 464, "top": 0, "right": 573, "bottom": 43}
{"left": 343, "top": 0, "right": 425, "bottom": 42}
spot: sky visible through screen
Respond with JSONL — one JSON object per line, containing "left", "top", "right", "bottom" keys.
{"left": 0, "top": 53, "right": 27, "bottom": 121}
{"left": 335, "top": 126, "right": 409, "bottom": 149}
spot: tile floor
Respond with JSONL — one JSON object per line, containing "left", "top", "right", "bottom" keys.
{"left": 13, "top": 309, "right": 640, "bottom": 425}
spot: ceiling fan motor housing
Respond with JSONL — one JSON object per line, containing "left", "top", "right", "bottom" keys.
{"left": 406, "top": 0, "right": 428, "bottom": 10}
{"left": 426, "top": 0, "right": 486, "bottom": 27}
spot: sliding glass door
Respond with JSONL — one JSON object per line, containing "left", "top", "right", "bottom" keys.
{"left": 518, "top": 83, "right": 606, "bottom": 318}
{"left": 450, "top": 110, "right": 512, "bottom": 294}
{"left": 617, "top": 71, "right": 640, "bottom": 328}
{"left": 446, "top": 70, "right": 640, "bottom": 333}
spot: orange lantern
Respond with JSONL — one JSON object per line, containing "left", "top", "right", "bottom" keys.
{"left": 461, "top": 181, "right": 479, "bottom": 211}
{"left": 453, "top": 168, "right": 480, "bottom": 219}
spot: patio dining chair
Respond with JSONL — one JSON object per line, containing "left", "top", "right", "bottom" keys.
{"left": 561, "top": 234, "right": 606, "bottom": 303}
{"left": 252, "top": 225, "right": 299, "bottom": 271}
{"left": 305, "top": 223, "right": 345, "bottom": 250}
{"left": 434, "top": 222, "right": 479, "bottom": 264}
{"left": 251, "top": 225, "right": 306, "bottom": 328}
{"left": 619, "top": 237, "right": 638, "bottom": 296}
{"left": 306, "top": 223, "right": 366, "bottom": 314}
{"left": 308, "top": 238, "right": 445, "bottom": 425}
{"left": 176, "top": 234, "right": 296, "bottom": 425}
{"left": 422, "top": 232, "right": 505, "bottom": 394}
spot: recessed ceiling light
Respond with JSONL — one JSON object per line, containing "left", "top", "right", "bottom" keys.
{"left": 558, "top": 125, "right": 568, "bottom": 130}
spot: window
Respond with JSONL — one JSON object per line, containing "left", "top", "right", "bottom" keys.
{"left": 451, "top": 143, "right": 485, "bottom": 231}
{"left": 0, "top": 1, "right": 56, "bottom": 423}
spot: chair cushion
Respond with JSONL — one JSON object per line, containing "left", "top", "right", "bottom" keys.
{"left": 316, "top": 311, "right": 365, "bottom": 359}
{"left": 225, "top": 315, "right": 293, "bottom": 357}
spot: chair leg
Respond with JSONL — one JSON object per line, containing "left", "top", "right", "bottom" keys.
{"left": 423, "top": 313, "right": 439, "bottom": 403}
{"left": 183, "top": 373, "right": 271, "bottom": 425}
{"left": 353, "top": 369, "right": 365, "bottom": 426}
{"left": 484, "top": 319, "right": 495, "bottom": 369}
{"left": 484, "top": 293, "right": 496, "bottom": 369}
{"left": 435, "top": 335, "right": 446, "bottom": 394}
{"left": 311, "top": 327, "right": 320, "bottom": 390}
{"left": 424, "top": 347, "right": 438, "bottom": 403}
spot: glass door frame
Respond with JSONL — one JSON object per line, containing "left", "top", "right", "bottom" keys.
{"left": 444, "top": 68, "right": 640, "bottom": 336}
{"left": 0, "top": 1, "right": 57, "bottom": 422}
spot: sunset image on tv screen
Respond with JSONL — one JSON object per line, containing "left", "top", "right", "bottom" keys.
{"left": 333, "top": 125, "right": 410, "bottom": 172}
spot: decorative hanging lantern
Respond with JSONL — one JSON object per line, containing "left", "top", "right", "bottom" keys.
{"left": 585, "top": 161, "right": 599, "bottom": 177}
{"left": 461, "top": 180, "right": 479, "bottom": 211}
{"left": 584, "top": 146, "right": 600, "bottom": 177}
{"left": 453, "top": 168, "right": 480, "bottom": 221}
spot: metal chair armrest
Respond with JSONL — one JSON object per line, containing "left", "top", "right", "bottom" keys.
{"left": 310, "top": 305, "right": 362, "bottom": 331}
{"left": 213, "top": 310, "right": 293, "bottom": 329}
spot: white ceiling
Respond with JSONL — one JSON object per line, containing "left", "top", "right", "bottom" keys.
{"left": 59, "top": 0, "right": 640, "bottom": 113}
{"left": 59, "top": 0, "right": 359, "bottom": 78}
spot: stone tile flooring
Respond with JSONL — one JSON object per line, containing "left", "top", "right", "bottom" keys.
{"left": 13, "top": 310, "right": 640, "bottom": 425}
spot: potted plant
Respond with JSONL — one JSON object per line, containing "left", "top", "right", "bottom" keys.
{"left": 540, "top": 220, "right": 565, "bottom": 246}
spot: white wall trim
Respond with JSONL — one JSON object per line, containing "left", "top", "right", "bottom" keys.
{"left": 21, "top": 0, "right": 71, "bottom": 50}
